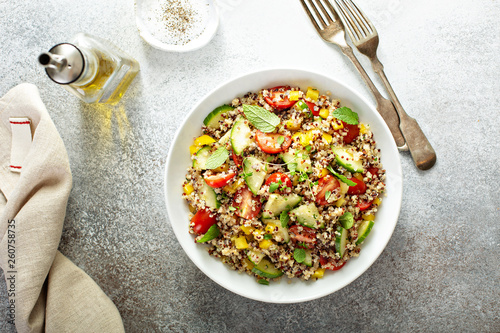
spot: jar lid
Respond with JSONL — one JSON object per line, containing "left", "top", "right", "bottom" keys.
{"left": 38, "top": 43, "right": 85, "bottom": 85}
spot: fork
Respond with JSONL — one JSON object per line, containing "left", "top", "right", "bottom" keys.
{"left": 333, "top": 0, "right": 436, "bottom": 170}
{"left": 300, "top": 0, "right": 407, "bottom": 150}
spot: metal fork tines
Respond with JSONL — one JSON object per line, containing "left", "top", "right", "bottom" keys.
{"left": 334, "top": 0, "right": 436, "bottom": 170}
{"left": 300, "top": 0, "right": 406, "bottom": 150}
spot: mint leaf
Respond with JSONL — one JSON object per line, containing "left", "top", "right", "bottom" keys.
{"left": 258, "top": 279, "right": 269, "bottom": 285}
{"left": 277, "top": 136, "right": 285, "bottom": 146}
{"left": 196, "top": 224, "right": 220, "bottom": 243}
{"left": 333, "top": 107, "right": 359, "bottom": 125}
{"left": 326, "top": 165, "right": 357, "bottom": 186}
{"left": 287, "top": 162, "right": 298, "bottom": 174}
{"left": 269, "top": 182, "right": 280, "bottom": 193}
{"left": 294, "top": 248, "right": 306, "bottom": 263}
{"left": 339, "top": 212, "right": 354, "bottom": 229}
{"left": 280, "top": 211, "right": 290, "bottom": 228}
{"left": 205, "top": 147, "right": 229, "bottom": 169}
{"left": 243, "top": 104, "right": 280, "bottom": 133}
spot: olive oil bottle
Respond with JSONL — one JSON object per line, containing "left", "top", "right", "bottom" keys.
{"left": 39, "top": 33, "right": 139, "bottom": 104}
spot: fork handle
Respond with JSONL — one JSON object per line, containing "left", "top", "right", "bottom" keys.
{"left": 371, "top": 58, "right": 437, "bottom": 170}
{"left": 340, "top": 47, "right": 406, "bottom": 149}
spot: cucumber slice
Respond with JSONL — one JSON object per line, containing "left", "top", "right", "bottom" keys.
{"left": 192, "top": 146, "right": 211, "bottom": 170}
{"left": 263, "top": 219, "right": 290, "bottom": 243}
{"left": 335, "top": 226, "right": 349, "bottom": 258}
{"left": 243, "top": 156, "right": 267, "bottom": 195}
{"left": 247, "top": 249, "right": 265, "bottom": 265}
{"left": 355, "top": 220, "right": 374, "bottom": 245}
{"left": 262, "top": 194, "right": 302, "bottom": 219}
{"left": 203, "top": 105, "right": 234, "bottom": 130}
{"left": 332, "top": 147, "right": 364, "bottom": 173}
{"left": 282, "top": 149, "right": 312, "bottom": 173}
{"left": 231, "top": 116, "right": 252, "bottom": 155}
{"left": 218, "top": 130, "right": 231, "bottom": 145}
{"left": 199, "top": 180, "right": 220, "bottom": 210}
{"left": 252, "top": 258, "right": 283, "bottom": 279}
{"left": 290, "top": 203, "right": 324, "bottom": 229}
{"left": 304, "top": 249, "right": 313, "bottom": 267}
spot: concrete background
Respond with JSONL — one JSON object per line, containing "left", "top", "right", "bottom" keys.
{"left": 0, "top": 0, "right": 499, "bottom": 331}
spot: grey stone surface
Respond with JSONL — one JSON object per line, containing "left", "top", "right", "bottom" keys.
{"left": 0, "top": 0, "right": 499, "bottom": 332}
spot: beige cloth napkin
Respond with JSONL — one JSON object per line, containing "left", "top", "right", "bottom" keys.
{"left": 0, "top": 83, "right": 125, "bottom": 333}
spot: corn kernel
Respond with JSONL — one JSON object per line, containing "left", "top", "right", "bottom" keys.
{"left": 188, "top": 205, "right": 196, "bottom": 213}
{"left": 322, "top": 133, "right": 332, "bottom": 144}
{"left": 292, "top": 132, "right": 304, "bottom": 143}
{"left": 289, "top": 91, "right": 300, "bottom": 101}
{"left": 285, "top": 119, "right": 302, "bottom": 131}
{"left": 235, "top": 236, "right": 249, "bottom": 249}
{"left": 373, "top": 198, "right": 382, "bottom": 206}
{"left": 332, "top": 119, "right": 344, "bottom": 130}
{"left": 320, "top": 168, "right": 330, "bottom": 178}
{"left": 335, "top": 198, "right": 346, "bottom": 207}
{"left": 223, "top": 178, "right": 244, "bottom": 194}
{"left": 292, "top": 174, "right": 299, "bottom": 186}
{"left": 319, "top": 108, "right": 330, "bottom": 119}
{"left": 306, "top": 87, "right": 319, "bottom": 101}
{"left": 362, "top": 214, "right": 375, "bottom": 221}
{"left": 253, "top": 229, "right": 265, "bottom": 238}
{"left": 240, "top": 225, "right": 254, "bottom": 235}
{"left": 259, "top": 239, "right": 273, "bottom": 249}
{"left": 183, "top": 183, "right": 194, "bottom": 195}
{"left": 189, "top": 145, "right": 200, "bottom": 155}
{"left": 359, "top": 123, "right": 369, "bottom": 135}
{"left": 312, "top": 268, "right": 325, "bottom": 278}
{"left": 265, "top": 225, "right": 275, "bottom": 233}
{"left": 193, "top": 135, "right": 216, "bottom": 147}
{"left": 354, "top": 173, "right": 363, "bottom": 181}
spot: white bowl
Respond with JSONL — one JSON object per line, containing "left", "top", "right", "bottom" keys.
{"left": 164, "top": 68, "right": 403, "bottom": 303}
{"left": 135, "top": 0, "right": 219, "bottom": 52}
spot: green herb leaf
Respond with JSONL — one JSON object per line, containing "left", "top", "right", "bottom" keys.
{"left": 280, "top": 211, "right": 290, "bottom": 228}
{"left": 333, "top": 107, "right": 359, "bottom": 125}
{"left": 196, "top": 224, "right": 220, "bottom": 243}
{"left": 326, "top": 165, "right": 357, "bottom": 186}
{"left": 264, "top": 234, "right": 272, "bottom": 240}
{"left": 298, "top": 171, "right": 309, "bottom": 182}
{"left": 243, "top": 104, "right": 281, "bottom": 133}
{"left": 228, "top": 206, "right": 236, "bottom": 211}
{"left": 325, "top": 191, "right": 331, "bottom": 200}
{"left": 339, "top": 212, "right": 354, "bottom": 229}
{"left": 205, "top": 147, "right": 229, "bottom": 169}
{"left": 287, "top": 162, "right": 298, "bottom": 174}
{"left": 277, "top": 136, "right": 285, "bottom": 146}
{"left": 305, "top": 145, "right": 312, "bottom": 152}
{"left": 269, "top": 182, "right": 280, "bottom": 193}
{"left": 294, "top": 248, "right": 306, "bottom": 263}
{"left": 258, "top": 279, "right": 269, "bottom": 285}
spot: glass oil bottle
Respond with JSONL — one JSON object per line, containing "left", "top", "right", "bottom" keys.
{"left": 38, "top": 33, "right": 139, "bottom": 104}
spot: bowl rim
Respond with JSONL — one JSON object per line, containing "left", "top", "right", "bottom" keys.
{"left": 164, "top": 68, "right": 403, "bottom": 303}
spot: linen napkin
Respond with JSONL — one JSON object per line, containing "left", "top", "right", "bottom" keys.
{"left": 0, "top": 83, "right": 125, "bottom": 333}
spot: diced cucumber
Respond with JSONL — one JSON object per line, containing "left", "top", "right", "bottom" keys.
{"left": 335, "top": 226, "right": 349, "bottom": 258}
{"left": 332, "top": 147, "right": 364, "bottom": 173}
{"left": 355, "top": 220, "right": 374, "bottom": 245}
{"left": 263, "top": 219, "right": 290, "bottom": 243}
{"left": 282, "top": 149, "right": 312, "bottom": 173}
{"left": 218, "top": 130, "right": 231, "bottom": 145}
{"left": 243, "top": 156, "right": 267, "bottom": 195}
{"left": 199, "top": 180, "right": 220, "bottom": 210}
{"left": 247, "top": 249, "right": 265, "bottom": 265}
{"left": 231, "top": 116, "right": 252, "bottom": 155}
{"left": 252, "top": 257, "right": 283, "bottom": 279}
{"left": 192, "top": 146, "right": 211, "bottom": 170}
{"left": 203, "top": 105, "right": 234, "bottom": 130}
{"left": 290, "top": 203, "right": 324, "bottom": 229}
{"left": 304, "top": 249, "right": 313, "bottom": 267}
{"left": 262, "top": 194, "right": 302, "bottom": 219}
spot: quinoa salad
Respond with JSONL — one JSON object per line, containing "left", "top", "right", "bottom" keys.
{"left": 182, "top": 85, "right": 386, "bottom": 284}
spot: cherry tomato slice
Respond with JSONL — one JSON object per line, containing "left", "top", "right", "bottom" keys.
{"left": 319, "top": 256, "right": 346, "bottom": 270}
{"left": 265, "top": 172, "right": 292, "bottom": 193}
{"left": 304, "top": 100, "right": 319, "bottom": 116}
{"left": 264, "top": 86, "right": 297, "bottom": 110}
{"left": 289, "top": 225, "right": 317, "bottom": 249}
{"left": 316, "top": 175, "right": 341, "bottom": 205}
{"left": 204, "top": 170, "right": 236, "bottom": 188}
{"left": 231, "top": 152, "right": 243, "bottom": 168}
{"left": 341, "top": 122, "right": 360, "bottom": 144}
{"left": 347, "top": 177, "right": 367, "bottom": 195}
{"left": 357, "top": 199, "right": 374, "bottom": 211}
{"left": 191, "top": 208, "right": 217, "bottom": 235}
{"left": 255, "top": 130, "right": 292, "bottom": 154}
{"left": 366, "top": 167, "right": 379, "bottom": 177}
{"left": 232, "top": 186, "right": 262, "bottom": 220}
